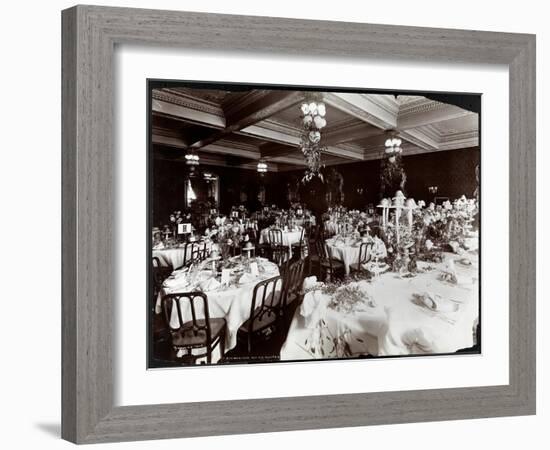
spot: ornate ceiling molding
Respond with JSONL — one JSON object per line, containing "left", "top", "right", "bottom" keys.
{"left": 323, "top": 92, "right": 397, "bottom": 130}
{"left": 152, "top": 89, "right": 225, "bottom": 117}
{"left": 152, "top": 88, "right": 479, "bottom": 168}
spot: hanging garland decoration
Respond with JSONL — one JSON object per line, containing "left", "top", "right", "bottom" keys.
{"left": 299, "top": 97, "right": 327, "bottom": 183}
{"left": 380, "top": 136, "right": 407, "bottom": 197}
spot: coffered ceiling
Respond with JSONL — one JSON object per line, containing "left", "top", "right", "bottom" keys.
{"left": 152, "top": 87, "right": 479, "bottom": 172}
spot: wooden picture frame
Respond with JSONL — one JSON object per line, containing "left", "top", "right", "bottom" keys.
{"left": 62, "top": 5, "right": 536, "bottom": 444}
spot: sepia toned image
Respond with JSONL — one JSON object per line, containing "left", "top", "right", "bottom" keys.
{"left": 148, "top": 82, "right": 481, "bottom": 368}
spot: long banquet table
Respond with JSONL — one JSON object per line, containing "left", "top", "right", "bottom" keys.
{"left": 280, "top": 251, "right": 479, "bottom": 359}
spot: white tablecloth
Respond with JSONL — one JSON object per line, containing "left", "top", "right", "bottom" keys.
{"left": 153, "top": 242, "right": 211, "bottom": 268}
{"left": 324, "top": 220, "right": 339, "bottom": 235}
{"left": 325, "top": 238, "right": 364, "bottom": 275}
{"left": 294, "top": 217, "right": 316, "bottom": 227}
{"left": 155, "top": 259, "right": 280, "bottom": 361}
{"left": 280, "top": 252, "right": 479, "bottom": 359}
{"left": 259, "top": 228, "right": 303, "bottom": 255}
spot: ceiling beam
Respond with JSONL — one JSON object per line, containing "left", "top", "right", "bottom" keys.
{"left": 200, "top": 142, "right": 259, "bottom": 160}
{"left": 238, "top": 123, "right": 301, "bottom": 146}
{"left": 398, "top": 128, "right": 439, "bottom": 150}
{"left": 260, "top": 142, "right": 296, "bottom": 159}
{"left": 152, "top": 133, "right": 185, "bottom": 148}
{"left": 186, "top": 90, "right": 305, "bottom": 150}
{"left": 322, "top": 121, "right": 382, "bottom": 146}
{"left": 323, "top": 93, "right": 398, "bottom": 130}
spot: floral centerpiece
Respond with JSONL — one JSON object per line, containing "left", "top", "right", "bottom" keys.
{"left": 383, "top": 224, "right": 417, "bottom": 273}
{"left": 230, "top": 204, "right": 249, "bottom": 220}
{"left": 167, "top": 210, "right": 192, "bottom": 243}
{"left": 213, "top": 221, "right": 244, "bottom": 259}
{"left": 420, "top": 197, "right": 478, "bottom": 252}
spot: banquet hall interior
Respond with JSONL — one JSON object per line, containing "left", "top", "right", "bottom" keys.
{"left": 149, "top": 84, "right": 481, "bottom": 367}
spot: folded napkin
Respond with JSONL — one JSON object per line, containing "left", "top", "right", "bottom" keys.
{"left": 302, "top": 276, "right": 319, "bottom": 291}
{"left": 199, "top": 277, "right": 221, "bottom": 292}
{"left": 170, "top": 267, "right": 188, "bottom": 276}
{"left": 463, "top": 237, "right": 478, "bottom": 251}
{"left": 153, "top": 242, "right": 165, "bottom": 250}
{"left": 300, "top": 291, "right": 330, "bottom": 328}
{"left": 412, "top": 292, "right": 459, "bottom": 313}
{"left": 439, "top": 260, "right": 458, "bottom": 284}
{"left": 449, "top": 240, "right": 466, "bottom": 255}
{"left": 163, "top": 275, "right": 190, "bottom": 292}
{"left": 401, "top": 328, "right": 436, "bottom": 354}
{"left": 238, "top": 273, "right": 256, "bottom": 284}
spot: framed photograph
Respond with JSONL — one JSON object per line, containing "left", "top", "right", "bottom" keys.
{"left": 62, "top": 5, "right": 535, "bottom": 444}
{"left": 148, "top": 80, "right": 482, "bottom": 368}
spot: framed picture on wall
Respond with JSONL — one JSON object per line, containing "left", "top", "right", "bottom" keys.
{"left": 62, "top": 5, "right": 535, "bottom": 444}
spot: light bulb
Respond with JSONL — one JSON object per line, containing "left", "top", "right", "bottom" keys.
{"left": 317, "top": 103, "right": 326, "bottom": 117}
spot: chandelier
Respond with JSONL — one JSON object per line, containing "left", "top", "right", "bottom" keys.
{"left": 300, "top": 98, "right": 327, "bottom": 182}
{"left": 203, "top": 171, "right": 217, "bottom": 182}
{"left": 257, "top": 159, "right": 268, "bottom": 175}
{"left": 384, "top": 136, "right": 402, "bottom": 164}
{"left": 185, "top": 150, "right": 200, "bottom": 177}
{"left": 185, "top": 151, "right": 200, "bottom": 166}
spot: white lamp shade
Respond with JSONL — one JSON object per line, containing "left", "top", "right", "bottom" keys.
{"left": 313, "top": 115, "right": 324, "bottom": 128}
{"left": 317, "top": 103, "right": 326, "bottom": 116}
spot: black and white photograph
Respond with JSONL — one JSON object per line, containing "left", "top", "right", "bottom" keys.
{"left": 148, "top": 82, "right": 481, "bottom": 367}
{"left": 2, "top": 0, "right": 545, "bottom": 447}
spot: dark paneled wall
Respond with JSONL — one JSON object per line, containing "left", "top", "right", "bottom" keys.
{"left": 151, "top": 159, "right": 291, "bottom": 226}
{"left": 151, "top": 147, "right": 479, "bottom": 226}
{"left": 304, "top": 146, "right": 480, "bottom": 209}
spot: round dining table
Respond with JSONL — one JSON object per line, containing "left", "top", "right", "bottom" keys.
{"left": 325, "top": 237, "right": 364, "bottom": 275}
{"left": 259, "top": 227, "right": 303, "bottom": 257}
{"left": 153, "top": 241, "right": 211, "bottom": 268}
{"left": 155, "top": 257, "right": 280, "bottom": 362}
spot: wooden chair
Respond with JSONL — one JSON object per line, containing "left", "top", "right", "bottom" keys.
{"left": 174, "top": 242, "right": 201, "bottom": 270}
{"left": 267, "top": 228, "right": 290, "bottom": 265}
{"left": 350, "top": 242, "right": 373, "bottom": 273}
{"left": 161, "top": 292, "right": 226, "bottom": 364}
{"left": 238, "top": 276, "right": 285, "bottom": 355}
{"left": 152, "top": 257, "right": 172, "bottom": 303}
{"left": 322, "top": 222, "right": 336, "bottom": 239}
{"left": 268, "top": 228, "right": 285, "bottom": 250}
{"left": 316, "top": 239, "right": 345, "bottom": 281}
{"left": 283, "top": 258, "right": 305, "bottom": 308}
{"left": 291, "top": 227, "right": 309, "bottom": 259}
{"left": 197, "top": 241, "right": 210, "bottom": 261}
